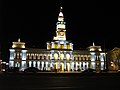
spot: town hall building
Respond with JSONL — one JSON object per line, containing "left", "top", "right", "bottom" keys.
{"left": 9, "top": 7, "right": 106, "bottom": 72}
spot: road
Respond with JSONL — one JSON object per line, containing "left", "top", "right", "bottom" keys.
{"left": 0, "top": 72, "right": 120, "bottom": 90}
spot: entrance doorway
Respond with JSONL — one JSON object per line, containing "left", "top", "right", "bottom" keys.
{"left": 60, "top": 63, "right": 64, "bottom": 71}
{"left": 66, "top": 63, "right": 70, "bottom": 71}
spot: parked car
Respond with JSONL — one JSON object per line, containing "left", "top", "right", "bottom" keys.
{"left": 24, "top": 67, "right": 39, "bottom": 73}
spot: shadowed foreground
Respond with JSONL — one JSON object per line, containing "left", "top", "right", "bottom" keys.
{"left": 0, "top": 72, "right": 120, "bottom": 90}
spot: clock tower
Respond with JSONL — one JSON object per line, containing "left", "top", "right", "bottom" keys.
{"left": 47, "top": 7, "right": 73, "bottom": 72}
{"left": 53, "top": 7, "right": 66, "bottom": 40}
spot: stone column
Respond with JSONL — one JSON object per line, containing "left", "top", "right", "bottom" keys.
{"left": 37, "top": 61, "right": 40, "bottom": 69}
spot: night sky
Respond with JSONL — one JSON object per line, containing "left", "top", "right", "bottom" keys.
{"left": 0, "top": 0, "right": 120, "bottom": 62}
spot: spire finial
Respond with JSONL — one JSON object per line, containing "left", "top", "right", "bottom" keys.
{"left": 93, "top": 42, "right": 95, "bottom": 46}
{"left": 59, "top": 6, "right": 63, "bottom": 17}
{"left": 60, "top": 7, "right": 63, "bottom": 11}
{"left": 18, "top": 38, "right": 20, "bottom": 42}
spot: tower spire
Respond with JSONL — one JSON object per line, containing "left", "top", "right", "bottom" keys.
{"left": 53, "top": 6, "right": 66, "bottom": 40}
{"left": 60, "top": 6, "right": 63, "bottom": 11}
{"left": 93, "top": 42, "right": 95, "bottom": 46}
{"left": 58, "top": 7, "right": 64, "bottom": 21}
{"left": 18, "top": 38, "right": 20, "bottom": 42}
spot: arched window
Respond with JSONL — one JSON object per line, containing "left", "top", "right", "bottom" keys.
{"left": 54, "top": 53, "right": 58, "bottom": 60}
{"left": 60, "top": 54, "right": 64, "bottom": 60}
{"left": 40, "top": 56, "right": 42, "bottom": 60}
{"left": 54, "top": 43, "right": 58, "bottom": 49}
{"left": 44, "top": 56, "right": 46, "bottom": 60}
{"left": 60, "top": 44, "right": 64, "bottom": 49}
{"left": 48, "top": 56, "right": 50, "bottom": 60}
{"left": 66, "top": 54, "right": 70, "bottom": 60}
{"left": 15, "top": 62, "right": 20, "bottom": 68}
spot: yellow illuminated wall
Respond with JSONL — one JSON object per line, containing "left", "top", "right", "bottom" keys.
{"left": 54, "top": 43, "right": 58, "bottom": 49}
{"left": 47, "top": 43, "right": 51, "bottom": 50}
{"left": 67, "top": 44, "right": 70, "bottom": 49}
{"left": 60, "top": 44, "right": 64, "bottom": 49}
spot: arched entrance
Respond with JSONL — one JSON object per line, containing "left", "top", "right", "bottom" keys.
{"left": 54, "top": 63, "right": 57, "bottom": 71}
{"left": 66, "top": 63, "right": 70, "bottom": 71}
{"left": 60, "top": 63, "right": 64, "bottom": 71}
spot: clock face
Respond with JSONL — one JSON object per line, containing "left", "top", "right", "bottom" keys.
{"left": 60, "top": 32, "right": 64, "bottom": 36}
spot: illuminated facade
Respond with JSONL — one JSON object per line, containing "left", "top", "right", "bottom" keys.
{"left": 9, "top": 7, "right": 106, "bottom": 72}
{"left": 107, "top": 47, "right": 120, "bottom": 70}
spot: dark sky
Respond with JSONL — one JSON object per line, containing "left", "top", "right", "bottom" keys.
{"left": 0, "top": 0, "right": 120, "bottom": 62}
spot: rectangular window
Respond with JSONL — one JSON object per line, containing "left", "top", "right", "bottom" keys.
{"left": 60, "top": 44, "right": 64, "bottom": 49}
